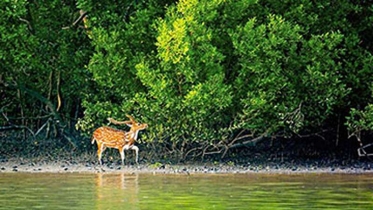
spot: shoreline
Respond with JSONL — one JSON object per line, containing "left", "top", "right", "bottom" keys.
{"left": 1, "top": 158, "right": 372, "bottom": 175}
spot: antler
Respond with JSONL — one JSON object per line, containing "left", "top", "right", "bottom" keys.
{"left": 125, "top": 114, "right": 136, "bottom": 123}
{"left": 107, "top": 117, "right": 131, "bottom": 125}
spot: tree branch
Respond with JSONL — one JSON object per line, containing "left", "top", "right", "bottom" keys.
{"left": 62, "top": 10, "right": 88, "bottom": 30}
{"left": 9, "top": 83, "right": 63, "bottom": 126}
{"left": 19, "top": 18, "right": 33, "bottom": 32}
{"left": 228, "top": 133, "right": 267, "bottom": 149}
{"left": 0, "top": 125, "right": 35, "bottom": 136}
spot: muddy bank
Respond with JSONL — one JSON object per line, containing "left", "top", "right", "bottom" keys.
{"left": 1, "top": 156, "right": 372, "bottom": 174}
{"left": 1, "top": 138, "right": 372, "bottom": 174}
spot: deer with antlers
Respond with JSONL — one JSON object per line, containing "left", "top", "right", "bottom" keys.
{"left": 91, "top": 115, "right": 148, "bottom": 165}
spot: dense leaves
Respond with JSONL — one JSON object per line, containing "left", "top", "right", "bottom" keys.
{"left": 1, "top": 0, "right": 92, "bottom": 148}
{"left": 1, "top": 0, "right": 373, "bottom": 159}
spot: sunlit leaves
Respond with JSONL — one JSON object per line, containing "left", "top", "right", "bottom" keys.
{"left": 136, "top": 0, "right": 232, "bottom": 144}
{"left": 157, "top": 18, "right": 190, "bottom": 64}
{"left": 230, "top": 13, "right": 348, "bottom": 134}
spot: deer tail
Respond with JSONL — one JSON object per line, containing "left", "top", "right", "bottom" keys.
{"left": 91, "top": 137, "right": 96, "bottom": 144}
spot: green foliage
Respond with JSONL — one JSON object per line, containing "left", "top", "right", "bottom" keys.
{"left": 76, "top": 0, "right": 175, "bottom": 133}
{"left": 346, "top": 83, "right": 373, "bottom": 137}
{"left": 1, "top": 1, "right": 92, "bottom": 143}
{"left": 346, "top": 104, "right": 373, "bottom": 134}
{"left": 76, "top": 0, "right": 373, "bottom": 158}
{"left": 135, "top": 0, "right": 232, "bottom": 144}
{"left": 230, "top": 15, "right": 347, "bottom": 135}
{"left": 2, "top": 0, "right": 370, "bottom": 158}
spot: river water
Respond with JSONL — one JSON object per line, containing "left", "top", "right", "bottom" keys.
{"left": 0, "top": 172, "right": 372, "bottom": 209}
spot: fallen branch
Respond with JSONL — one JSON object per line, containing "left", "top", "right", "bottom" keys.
{"left": 358, "top": 143, "right": 373, "bottom": 157}
{"left": 348, "top": 130, "right": 373, "bottom": 157}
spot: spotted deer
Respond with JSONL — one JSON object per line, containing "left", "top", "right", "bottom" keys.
{"left": 91, "top": 115, "right": 148, "bottom": 165}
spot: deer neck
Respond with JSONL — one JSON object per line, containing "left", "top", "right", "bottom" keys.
{"left": 128, "top": 129, "right": 140, "bottom": 141}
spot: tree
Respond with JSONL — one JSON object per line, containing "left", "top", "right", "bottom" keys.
{"left": 0, "top": 0, "right": 92, "bottom": 150}
{"left": 78, "top": 0, "right": 373, "bottom": 160}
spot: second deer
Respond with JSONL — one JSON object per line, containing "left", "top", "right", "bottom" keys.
{"left": 92, "top": 115, "right": 148, "bottom": 165}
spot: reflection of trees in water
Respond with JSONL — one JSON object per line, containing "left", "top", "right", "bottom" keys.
{"left": 95, "top": 173, "right": 139, "bottom": 209}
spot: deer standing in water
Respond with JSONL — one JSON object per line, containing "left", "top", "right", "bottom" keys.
{"left": 91, "top": 115, "right": 148, "bottom": 165}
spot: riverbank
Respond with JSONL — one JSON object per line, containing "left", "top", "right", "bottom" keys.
{"left": 1, "top": 137, "right": 372, "bottom": 174}
{"left": 1, "top": 155, "right": 372, "bottom": 174}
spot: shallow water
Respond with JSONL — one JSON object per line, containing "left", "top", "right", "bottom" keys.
{"left": 0, "top": 172, "right": 372, "bottom": 209}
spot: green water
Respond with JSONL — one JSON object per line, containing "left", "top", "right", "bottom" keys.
{"left": 0, "top": 172, "right": 372, "bottom": 209}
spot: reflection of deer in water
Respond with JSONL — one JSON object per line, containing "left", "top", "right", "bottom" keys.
{"left": 95, "top": 173, "right": 139, "bottom": 208}
{"left": 92, "top": 115, "right": 148, "bottom": 165}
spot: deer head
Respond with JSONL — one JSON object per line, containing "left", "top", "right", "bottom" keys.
{"left": 108, "top": 115, "right": 148, "bottom": 139}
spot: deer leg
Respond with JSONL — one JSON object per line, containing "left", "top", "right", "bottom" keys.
{"left": 97, "top": 144, "right": 106, "bottom": 165}
{"left": 96, "top": 143, "right": 102, "bottom": 165}
{"left": 131, "top": 145, "right": 139, "bottom": 164}
{"left": 119, "top": 147, "right": 125, "bottom": 165}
